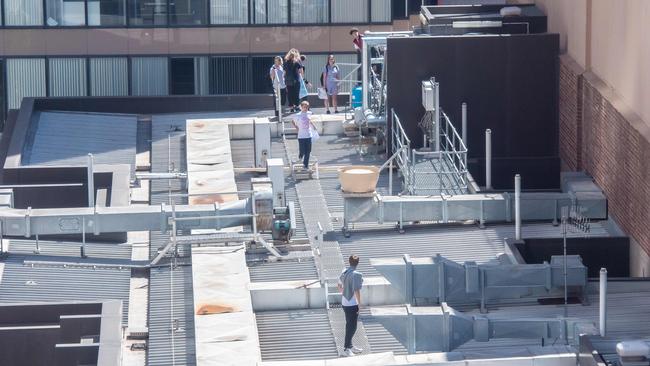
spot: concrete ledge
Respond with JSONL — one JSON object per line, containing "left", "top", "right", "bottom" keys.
{"left": 250, "top": 276, "right": 404, "bottom": 312}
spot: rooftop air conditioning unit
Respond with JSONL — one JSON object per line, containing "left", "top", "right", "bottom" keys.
{"left": 422, "top": 80, "right": 435, "bottom": 111}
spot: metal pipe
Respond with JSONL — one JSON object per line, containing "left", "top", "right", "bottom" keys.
{"left": 515, "top": 174, "right": 521, "bottom": 240}
{"left": 362, "top": 39, "right": 369, "bottom": 111}
{"left": 0, "top": 183, "right": 84, "bottom": 189}
{"left": 87, "top": 153, "right": 95, "bottom": 208}
{"left": 462, "top": 103, "right": 468, "bottom": 147}
{"left": 485, "top": 129, "right": 492, "bottom": 190}
{"left": 600, "top": 268, "right": 607, "bottom": 337}
{"left": 389, "top": 159, "right": 394, "bottom": 196}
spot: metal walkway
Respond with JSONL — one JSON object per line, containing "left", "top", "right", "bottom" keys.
{"left": 285, "top": 137, "right": 372, "bottom": 356}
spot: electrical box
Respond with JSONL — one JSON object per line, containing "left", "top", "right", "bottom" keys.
{"left": 422, "top": 80, "right": 435, "bottom": 111}
{"left": 266, "top": 158, "right": 285, "bottom": 207}
{"left": 254, "top": 118, "right": 272, "bottom": 168}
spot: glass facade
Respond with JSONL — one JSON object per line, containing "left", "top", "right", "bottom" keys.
{"left": 170, "top": 0, "right": 207, "bottom": 25}
{"left": 90, "top": 57, "right": 129, "bottom": 96}
{"left": 88, "top": 0, "right": 126, "bottom": 26}
{"left": 1, "top": 0, "right": 390, "bottom": 26}
{"left": 48, "top": 58, "right": 88, "bottom": 97}
{"left": 129, "top": 0, "right": 167, "bottom": 25}
{"left": 4, "top": 0, "right": 43, "bottom": 25}
{"left": 252, "top": 0, "right": 288, "bottom": 24}
{"left": 7, "top": 59, "right": 46, "bottom": 110}
{"left": 46, "top": 0, "right": 86, "bottom": 26}
{"left": 291, "top": 0, "right": 327, "bottom": 23}
{"left": 210, "top": 0, "right": 247, "bottom": 25}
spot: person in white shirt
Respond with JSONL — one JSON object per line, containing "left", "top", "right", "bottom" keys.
{"left": 337, "top": 255, "right": 364, "bottom": 357}
{"left": 269, "top": 56, "right": 286, "bottom": 116}
{"left": 291, "top": 101, "right": 317, "bottom": 169}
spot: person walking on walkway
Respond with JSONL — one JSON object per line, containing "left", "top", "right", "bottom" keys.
{"left": 269, "top": 56, "right": 286, "bottom": 116}
{"left": 291, "top": 100, "right": 317, "bottom": 169}
{"left": 322, "top": 54, "right": 340, "bottom": 114}
{"left": 338, "top": 255, "right": 364, "bottom": 357}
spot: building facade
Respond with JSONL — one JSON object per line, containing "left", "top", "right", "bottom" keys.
{"left": 0, "top": 0, "right": 415, "bottom": 124}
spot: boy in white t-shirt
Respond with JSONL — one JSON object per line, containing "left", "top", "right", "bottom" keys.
{"left": 291, "top": 101, "right": 317, "bottom": 169}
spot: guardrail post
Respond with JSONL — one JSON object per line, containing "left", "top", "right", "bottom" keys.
{"left": 600, "top": 268, "right": 607, "bottom": 336}
{"left": 87, "top": 153, "right": 95, "bottom": 207}
{"left": 515, "top": 174, "right": 521, "bottom": 240}
{"left": 485, "top": 130, "right": 492, "bottom": 190}
{"left": 389, "top": 159, "right": 394, "bottom": 196}
{"left": 462, "top": 102, "right": 468, "bottom": 147}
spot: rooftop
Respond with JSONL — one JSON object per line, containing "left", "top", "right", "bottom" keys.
{"left": 0, "top": 102, "right": 638, "bottom": 366}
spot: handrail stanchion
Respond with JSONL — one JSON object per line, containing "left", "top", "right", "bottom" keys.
{"left": 486, "top": 129, "right": 493, "bottom": 191}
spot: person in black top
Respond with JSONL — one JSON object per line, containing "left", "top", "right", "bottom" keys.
{"left": 284, "top": 49, "right": 302, "bottom": 113}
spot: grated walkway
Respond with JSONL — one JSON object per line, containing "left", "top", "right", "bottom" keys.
{"left": 285, "top": 136, "right": 372, "bottom": 356}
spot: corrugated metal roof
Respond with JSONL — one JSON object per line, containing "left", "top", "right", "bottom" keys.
{"left": 147, "top": 265, "right": 196, "bottom": 366}
{"left": 7, "top": 239, "right": 132, "bottom": 260}
{"left": 248, "top": 257, "right": 319, "bottom": 283}
{"left": 148, "top": 114, "right": 196, "bottom": 366}
{"left": 23, "top": 111, "right": 138, "bottom": 175}
{"left": 256, "top": 309, "right": 339, "bottom": 361}
{"left": 0, "top": 257, "right": 131, "bottom": 323}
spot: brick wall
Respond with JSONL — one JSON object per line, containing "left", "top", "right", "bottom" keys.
{"left": 558, "top": 56, "right": 583, "bottom": 171}
{"left": 581, "top": 74, "right": 650, "bottom": 248}
{"left": 559, "top": 55, "right": 650, "bottom": 249}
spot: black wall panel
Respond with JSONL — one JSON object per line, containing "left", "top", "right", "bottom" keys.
{"left": 386, "top": 34, "right": 560, "bottom": 190}
{"left": 515, "top": 237, "right": 630, "bottom": 278}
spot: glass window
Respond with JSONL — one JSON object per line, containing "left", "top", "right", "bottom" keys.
{"left": 331, "top": 0, "right": 367, "bottom": 23}
{"left": 90, "top": 58, "right": 128, "bottom": 96}
{"left": 5, "top": 0, "right": 44, "bottom": 26}
{"left": 291, "top": 0, "right": 327, "bottom": 24}
{"left": 49, "top": 58, "right": 88, "bottom": 97}
{"left": 88, "top": 0, "right": 126, "bottom": 26}
{"left": 252, "top": 0, "right": 288, "bottom": 24}
{"left": 209, "top": 57, "right": 250, "bottom": 94}
{"left": 371, "top": 0, "right": 391, "bottom": 23}
{"left": 251, "top": 56, "right": 275, "bottom": 93}
{"left": 170, "top": 57, "right": 209, "bottom": 95}
{"left": 6, "top": 59, "right": 46, "bottom": 110}
{"left": 129, "top": 0, "right": 167, "bottom": 26}
{"left": 210, "top": 0, "right": 247, "bottom": 24}
{"left": 46, "top": 0, "right": 86, "bottom": 26}
{"left": 170, "top": 0, "right": 207, "bottom": 25}
{"left": 131, "top": 57, "right": 169, "bottom": 96}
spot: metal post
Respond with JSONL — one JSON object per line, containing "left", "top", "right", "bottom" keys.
{"left": 388, "top": 159, "right": 394, "bottom": 195}
{"left": 461, "top": 102, "right": 468, "bottom": 147}
{"left": 485, "top": 129, "right": 492, "bottom": 190}
{"left": 515, "top": 174, "right": 521, "bottom": 240}
{"left": 599, "top": 268, "right": 607, "bottom": 337}
{"left": 81, "top": 216, "right": 87, "bottom": 258}
{"left": 0, "top": 221, "right": 3, "bottom": 255}
{"left": 87, "top": 154, "right": 95, "bottom": 207}
{"left": 362, "top": 40, "right": 369, "bottom": 111}
{"left": 275, "top": 71, "right": 283, "bottom": 136}
{"left": 561, "top": 206, "right": 569, "bottom": 318}
{"left": 434, "top": 82, "right": 441, "bottom": 152}
{"left": 404, "top": 254, "right": 413, "bottom": 305}
{"left": 251, "top": 193, "right": 257, "bottom": 235}
{"left": 35, "top": 234, "right": 40, "bottom": 254}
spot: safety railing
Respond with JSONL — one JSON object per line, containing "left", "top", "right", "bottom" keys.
{"left": 391, "top": 107, "right": 468, "bottom": 195}
{"left": 391, "top": 109, "right": 413, "bottom": 194}
{"left": 409, "top": 110, "right": 468, "bottom": 195}
{"left": 336, "top": 62, "right": 361, "bottom": 114}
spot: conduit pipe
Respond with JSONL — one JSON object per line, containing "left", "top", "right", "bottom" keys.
{"left": 515, "top": 174, "right": 521, "bottom": 240}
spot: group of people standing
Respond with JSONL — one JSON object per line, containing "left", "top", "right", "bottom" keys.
{"left": 270, "top": 49, "right": 341, "bottom": 114}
